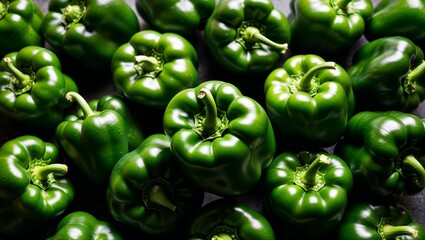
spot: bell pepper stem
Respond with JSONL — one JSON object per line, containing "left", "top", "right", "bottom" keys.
{"left": 243, "top": 26, "right": 288, "bottom": 54}
{"left": 62, "top": 3, "right": 85, "bottom": 26}
{"left": 211, "top": 234, "right": 234, "bottom": 240}
{"left": 197, "top": 88, "right": 220, "bottom": 134}
{"left": 405, "top": 60, "right": 425, "bottom": 94}
{"left": 0, "top": 2, "right": 7, "bottom": 18}
{"left": 149, "top": 184, "right": 176, "bottom": 211}
{"left": 301, "top": 154, "right": 331, "bottom": 186}
{"left": 401, "top": 154, "right": 425, "bottom": 188}
{"left": 336, "top": 0, "right": 352, "bottom": 10}
{"left": 65, "top": 91, "right": 95, "bottom": 117}
{"left": 4, "top": 57, "right": 31, "bottom": 89}
{"left": 297, "top": 62, "right": 336, "bottom": 92}
{"left": 33, "top": 163, "right": 68, "bottom": 180}
{"left": 134, "top": 55, "right": 160, "bottom": 73}
{"left": 381, "top": 224, "right": 418, "bottom": 238}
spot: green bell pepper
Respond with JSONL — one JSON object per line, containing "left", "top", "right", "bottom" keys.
{"left": 0, "top": 135, "right": 74, "bottom": 220}
{"left": 264, "top": 54, "right": 355, "bottom": 148}
{"left": 0, "top": 0, "right": 44, "bottom": 57}
{"left": 47, "top": 211, "right": 122, "bottom": 240}
{"left": 56, "top": 91, "right": 128, "bottom": 186}
{"left": 204, "top": 0, "right": 291, "bottom": 73}
{"left": 187, "top": 198, "right": 276, "bottom": 240}
{"left": 288, "top": 0, "right": 373, "bottom": 58}
{"left": 163, "top": 80, "right": 276, "bottom": 197}
{"left": 334, "top": 111, "right": 425, "bottom": 198}
{"left": 111, "top": 30, "right": 199, "bottom": 109}
{"left": 42, "top": 0, "right": 140, "bottom": 71}
{"left": 337, "top": 201, "right": 425, "bottom": 240}
{"left": 107, "top": 134, "right": 204, "bottom": 237}
{"left": 135, "top": 0, "right": 215, "bottom": 38}
{"left": 0, "top": 46, "right": 78, "bottom": 130}
{"left": 347, "top": 36, "right": 425, "bottom": 113}
{"left": 364, "top": 0, "right": 425, "bottom": 50}
{"left": 263, "top": 150, "right": 353, "bottom": 239}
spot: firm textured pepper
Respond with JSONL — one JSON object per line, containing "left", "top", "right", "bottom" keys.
{"left": 135, "top": 0, "right": 215, "bottom": 38}
{"left": 163, "top": 80, "right": 276, "bottom": 197}
{"left": 0, "top": 46, "right": 78, "bottom": 130}
{"left": 337, "top": 201, "right": 425, "bottom": 240}
{"left": 0, "top": 0, "right": 45, "bottom": 57}
{"left": 111, "top": 30, "right": 199, "bottom": 109}
{"left": 334, "top": 111, "right": 425, "bottom": 198}
{"left": 42, "top": 0, "right": 140, "bottom": 71}
{"left": 204, "top": 0, "right": 291, "bottom": 73}
{"left": 47, "top": 211, "right": 123, "bottom": 240}
{"left": 187, "top": 198, "right": 276, "bottom": 240}
{"left": 56, "top": 91, "right": 128, "bottom": 186}
{"left": 264, "top": 54, "right": 355, "bottom": 148}
{"left": 347, "top": 36, "right": 425, "bottom": 113}
{"left": 107, "top": 134, "right": 204, "bottom": 237}
{"left": 0, "top": 135, "right": 74, "bottom": 227}
{"left": 263, "top": 150, "right": 353, "bottom": 239}
{"left": 288, "top": 0, "right": 373, "bottom": 57}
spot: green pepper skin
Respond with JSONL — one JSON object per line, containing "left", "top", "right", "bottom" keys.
{"left": 0, "top": 0, "right": 45, "bottom": 57}
{"left": 334, "top": 111, "right": 425, "bottom": 198}
{"left": 42, "top": 0, "right": 140, "bottom": 71}
{"left": 47, "top": 211, "right": 123, "bottom": 240}
{"left": 288, "top": 0, "right": 373, "bottom": 57}
{"left": 56, "top": 92, "right": 128, "bottom": 186}
{"left": 204, "top": 0, "right": 291, "bottom": 73}
{"left": 163, "top": 80, "right": 276, "bottom": 197}
{"left": 263, "top": 150, "right": 353, "bottom": 239}
{"left": 0, "top": 46, "right": 78, "bottom": 130}
{"left": 135, "top": 0, "right": 215, "bottom": 38}
{"left": 112, "top": 30, "right": 199, "bottom": 109}
{"left": 107, "top": 134, "right": 204, "bottom": 237}
{"left": 264, "top": 54, "right": 355, "bottom": 148}
{"left": 188, "top": 198, "right": 276, "bottom": 240}
{"left": 0, "top": 135, "right": 74, "bottom": 220}
{"left": 347, "top": 36, "right": 425, "bottom": 113}
{"left": 338, "top": 201, "right": 425, "bottom": 240}
{"left": 365, "top": 0, "right": 425, "bottom": 50}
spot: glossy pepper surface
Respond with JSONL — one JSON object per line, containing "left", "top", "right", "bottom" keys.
{"left": 56, "top": 91, "right": 128, "bottom": 186}
{"left": 47, "top": 211, "right": 122, "bottom": 240}
{"left": 338, "top": 201, "right": 425, "bottom": 240}
{"left": 188, "top": 198, "right": 276, "bottom": 240}
{"left": 334, "top": 111, "right": 425, "bottom": 198}
{"left": 112, "top": 30, "right": 199, "bottom": 109}
{"left": 42, "top": 0, "right": 140, "bottom": 71}
{"left": 263, "top": 150, "right": 353, "bottom": 239}
{"left": 0, "top": 0, "right": 45, "bottom": 57}
{"left": 288, "top": 0, "right": 373, "bottom": 57}
{"left": 0, "top": 46, "right": 78, "bottom": 130}
{"left": 163, "top": 80, "right": 276, "bottom": 197}
{"left": 107, "top": 134, "right": 204, "bottom": 237}
{"left": 347, "top": 36, "right": 425, "bottom": 113}
{"left": 135, "top": 0, "right": 215, "bottom": 38}
{"left": 204, "top": 0, "right": 291, "bottom": 73}
{"left": 264, "top": 54, "right": 355, "bottom": 148}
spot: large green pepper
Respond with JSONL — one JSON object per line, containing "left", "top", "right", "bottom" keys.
{"left": 0, "top": 135, "right": 74, "bottom": 222}
{"left": 111, "top": 30, "right": 199, "bottom": 109}
{"left": 47, "top": 211, "right": 123, "bottom": 240}
{"left": 135, "top": 0, "right": 215, "bottom": 38}
{"left": 264, "top": 54, "right": 355, "bottom": 148}
{"left": 163, "top": 80, "right": 276, "bottom": 197}
{"left": 0, "top": 46, "right": 78, "bottom": 130}
{"left": 334, "top": 111, "right": 425, "bottom": 198}
{"left": 364, "top": 0, "right": 425, "bottom": 50}
{"left": 187, "top": 198, "right": 276, "bottom": 240}
{"left": 204, "top": 0, "right": 291, "bottom": 73}
{"left": 347, "top": 36, "right": 425, "bottom": 113}
{"left": 107, "top": 134, "right": 204, "bottom": 237}
{"left": 42, "top": 0, "right": 140, "bottom": 71}
{"left": 337, "top": 201, "right": 425, "bottom": 240}
{"left": 288, "top": 0, "right": 373, "bottom": 58}
{"left": 263, "top": 150, "right": 353, "bottom": 239}
{"left": 56, "top": 91, "right": 128, "bottom": 186}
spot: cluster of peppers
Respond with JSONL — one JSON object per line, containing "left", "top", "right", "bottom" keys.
{"left": 1, "top": 0, "right": 425, "bottom": 239}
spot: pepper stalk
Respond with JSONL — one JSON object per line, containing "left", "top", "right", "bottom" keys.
{"left": 296, "top": 62, "right": 337, "bottom": 92}
{"left": 242, "top": 26, "right": 288, "bottom": 54}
